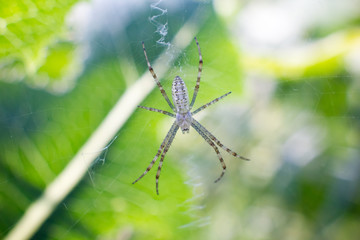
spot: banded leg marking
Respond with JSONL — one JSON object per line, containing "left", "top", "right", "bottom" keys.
{"left": 192, "top": 119, "right": 249, "bottom": 161}
{"left": 192, "top": 92, "right": 232, "bottom": 115}
{"left": 132, "top": 121, "right": 178, "bottom": 184}
{"left": 138, "top": 106, "right": 176, "bottom": 118}
{"left": 155, "top": 125, "right": 179, "bottom": 195}
{"left": 142, "top": 42, "right": 175, "bottom": 110}
{"left": 190, "top": 37, "right": 203, "bottom": 109}
{"left": 191, "top": 122, "right": 226, "bottom": 183}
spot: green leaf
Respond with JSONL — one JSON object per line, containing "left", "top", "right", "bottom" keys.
{"left": 0, "top": 0, "right": 80, "bottom": 93}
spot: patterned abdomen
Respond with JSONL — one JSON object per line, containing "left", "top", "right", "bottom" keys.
{"left": 172, "top": 76, "right": 190, "bottom": 113}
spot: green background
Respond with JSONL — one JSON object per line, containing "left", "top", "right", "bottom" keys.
{"left": 1, "top": 0, "right": 359, "bottom": 239}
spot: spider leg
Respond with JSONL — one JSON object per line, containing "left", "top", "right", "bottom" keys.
{"left": 192, "top": 118, "right": 249, "bottom": 161}
{"left": 191, "top": 122, "right": 226, "bottom": 183}
{"left": 132, "top": 121, "right": 178, "bottom": 184}
{"left": 138, "top": 105, "right": 176, "bottom": 118}
{"left": 155, "top": 125, "right": 179, "bottom": 195}
{"left": 142, "top": 42, "right": 175, "bottom": 111}
{"left": 189, "top": 37, "right": 203, "bottom": 109}
{"left": 191, "top": 92, "right": 232, "bottom": 115}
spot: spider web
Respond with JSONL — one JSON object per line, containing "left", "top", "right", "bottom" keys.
{"left": 1, "top": 0, "right": 360, "bottom": 239}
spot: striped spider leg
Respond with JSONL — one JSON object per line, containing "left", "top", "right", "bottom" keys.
{"left": 133, "top": 37, "right": 249, "bottom": 195}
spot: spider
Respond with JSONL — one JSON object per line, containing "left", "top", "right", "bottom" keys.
{"left": 133, "top": 37, "right": 249, "bottom": 195}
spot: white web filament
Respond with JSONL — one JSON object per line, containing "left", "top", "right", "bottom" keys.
{"left": 149, "top": 0, "right": 170, "bottom": 47}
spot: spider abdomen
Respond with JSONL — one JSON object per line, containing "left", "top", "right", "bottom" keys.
{"left": 172, "top": 76, "right": 190, "bottom": 114}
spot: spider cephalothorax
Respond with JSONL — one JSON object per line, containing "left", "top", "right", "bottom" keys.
{"left": 133, "top": 37, "right": 249, "bottom": 195}
{"left": 175, "top": 111, "right": 192, "bottom": 134}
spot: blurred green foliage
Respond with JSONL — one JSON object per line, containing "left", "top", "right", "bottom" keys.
{"left": 1, "top": 1, "right": 360, "bottom": 240}
{"left": 0, "top": 0, "right": 80, "bottom": 92}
